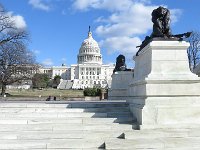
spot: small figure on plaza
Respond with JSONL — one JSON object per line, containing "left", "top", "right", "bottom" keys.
{"left": 113, "top": 54, "right": 131, "bottom": 73}
{"left": 46, "top": 96, "right": 51, "bottom": 101}
{"left": 53, "top": 96, "right": 56, "bottom": 101}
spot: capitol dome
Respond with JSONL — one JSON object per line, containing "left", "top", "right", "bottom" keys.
{"left": 77, "top": 27, "right": 102, "bottom": 64}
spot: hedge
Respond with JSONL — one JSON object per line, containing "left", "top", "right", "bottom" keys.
{"left": 83, "top": 88, "right": 101, "bottom": 96}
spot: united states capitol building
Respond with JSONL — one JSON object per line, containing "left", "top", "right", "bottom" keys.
{"left": 40, "top": 28, "right": 115, "bottom": 89}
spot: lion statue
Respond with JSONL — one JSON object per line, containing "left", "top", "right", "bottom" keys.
{"left": 113, "top": 55, "right": 131, "bottom": 73}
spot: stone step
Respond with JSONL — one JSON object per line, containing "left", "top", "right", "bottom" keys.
{"left": 0, "top": 103, "right": 69, "bottom": 108}
{"left": 0, "top": 112, "right": 132, "bottom": 120}
{"left": 107, "top": 112, "right": 132, "bottom": 117}
{"left": 46, "top": 139, "right": 105, "bottom": 149}
{"left": 67, "top": 102, "right": 128, "bottom": 108}
{"left": 139, "top": 124, "right": 200, "bottom": 130}
{"left": 162, "top": 137, "right": 200, "bottom": 149}
{"left": 0, "top": 101, "right": 128, "bottom": 108}
{"left": 0, "top": 124, "right": 133, "bottom": 132}
{"left": 105, "top": 137, "right": 200, "bottom": 149}
{"left": 35, "top": 116, "right": 134, "bottom": 124}
{"left": 0, "top": 117, "right": 134, "bottom": 124}
{"left": 0, "top": 140, "right": 47, "bottom": 149}
{"left": 0, "top": 139, "right": 105, "bottom": 149}
{"left": 0, "top": 113, "right": 132, "bottom": 119}
{"left": 0, "top": 112, "right": 108, "bottom": 118}
{"left": 83, "top": 107, "right": 130, "bottom": 112}
{"left": 105, "top": 138, "right": 163, "bottom": 149}
{"left": 0, "top": 130, "right": 123, "bottom": 140}
{"left": 164, "top": 148, "right": 200, "bottom": 150}
{"left": 0, "top": 107, "right": 130, "bottom": 113}
{"left": 53, "top": 124, "right": 133, "bottom": 131}
{"left": 22, "top": 149, "right": 102, "bottom": 150}
{"left": 124, "top": 129, "right": 190, "bottom": 139}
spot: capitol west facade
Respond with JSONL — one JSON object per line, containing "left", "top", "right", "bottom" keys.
{"left": 40, "top": 29, "right": 114, "bottom": 89}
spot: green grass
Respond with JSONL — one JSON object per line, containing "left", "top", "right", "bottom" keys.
{"left": 6, "top": 88, "right": 84, "bottom": 98}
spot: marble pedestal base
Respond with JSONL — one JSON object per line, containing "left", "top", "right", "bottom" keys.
{"left": 128, "top": 41, "right": 200, "bottom": 129}
{"left": 108, "top": 71, "right": 133, "bottom": 100}
{"left": 127, "top": 95, "right": 200, "bottom": 129}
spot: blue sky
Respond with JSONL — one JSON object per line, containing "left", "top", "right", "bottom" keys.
{"left": 1, "top": 0, "right": 200, "bottom": 67}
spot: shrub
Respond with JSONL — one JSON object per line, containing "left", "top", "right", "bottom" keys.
{"left": 52, "top": 75, "right": 61, "bottom": 88}
{"left": 83, "top": 88, "right": 101, "bottom": 96}
{"left": 32, "top": 73, "right": 49, "bottom": 89}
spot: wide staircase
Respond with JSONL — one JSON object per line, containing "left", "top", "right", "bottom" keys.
{"left": 0, "top": 101, "right": 200, "bottom": 149}
{"left": 57, "top": 80, "right": 73, "bottom": 89}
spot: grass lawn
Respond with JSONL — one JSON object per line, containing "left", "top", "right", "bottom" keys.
{"left": 6, "top": 88, "right": 84, "bottom": 98}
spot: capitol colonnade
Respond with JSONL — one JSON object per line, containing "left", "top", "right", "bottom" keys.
{"left": 56, "top": 27, "right": 114, "bottom": 89}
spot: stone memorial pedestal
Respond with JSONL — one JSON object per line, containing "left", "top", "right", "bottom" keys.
{"left": 127, "top": 41, "right": 200, "bottom": 129}
{"left": 108, "top": 71, "right": 133, "bottom": 100}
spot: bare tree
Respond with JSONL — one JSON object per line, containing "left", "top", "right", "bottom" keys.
{"left": 0, "top": 5, "right": 28, "bottom": 46}
{"left": 0, "top": 4, "right": 37, "bottom": 95}
{"left": 0, "top": 42, "right": 37, "bottom": 95}
{"left": 187, "top": 31, "right": 200, "bottom": 71}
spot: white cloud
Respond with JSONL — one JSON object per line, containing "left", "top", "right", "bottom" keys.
{"left": 72, "top": 0, "right": 98, "bottom": 11}
{"left": 32, "top": 50, "right": 40, "bottom": 55}
{"left": 72, "top": 0, "right": 133, "bottom": 12}
{"left": 170, "top": 9, "right": 182, "bottom": 24}
{"left": 29, "top": 0, "right": 50, "bottom": 11}
{"left": 42, "top": 58, "right": 53, "bottom": 66}
{"left": 72, "top": 0, "right": 182, "bottom": 57}
{"left": 136, "top": 0, "right": 151, "bottom": 4}
{"left": 7, "top": 12, "right": 27, "bottom": 29}
{"left": 100, "top": 36, "right": 141, "bottom": 56}
{"left": 94, "top": 2, "right": 157, "bottom": 55}
{"left": 95, "top": 3, "right": 156, "bottom": 38}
